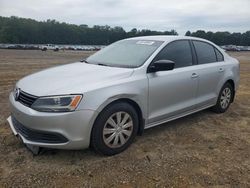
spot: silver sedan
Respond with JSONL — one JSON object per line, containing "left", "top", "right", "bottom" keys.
{"left": 7, "top": 36, "right": 240, "bottom": 155}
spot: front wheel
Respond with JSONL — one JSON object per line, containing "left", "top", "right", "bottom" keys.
{"left": 211, "top": 83, "right": 234, "bottom": 113}
{"left": 91, "top": 102, "right": 139, "bottom": 155}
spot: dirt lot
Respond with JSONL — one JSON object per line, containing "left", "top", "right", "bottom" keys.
{"left": 0, "top": 49, "right": 249, "bottom": 187}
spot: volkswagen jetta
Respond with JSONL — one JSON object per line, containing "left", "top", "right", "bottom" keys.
{"left": 7, "top": 36, "right": 240, "bottom": 155}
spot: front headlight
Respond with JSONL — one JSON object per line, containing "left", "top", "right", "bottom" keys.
{"left": 31, "top": 95, "right": 82, "bottom": 112}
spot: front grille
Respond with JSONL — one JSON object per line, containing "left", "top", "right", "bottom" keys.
{"left": 12, "top": 116, "right": 68, "bottom": 144}
{"left": 17, "top": 90, "right": 38, "bottom": 107}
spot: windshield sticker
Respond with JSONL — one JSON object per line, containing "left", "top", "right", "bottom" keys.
{"left": 136, "top": 41, "right": 155, "bottom": 45}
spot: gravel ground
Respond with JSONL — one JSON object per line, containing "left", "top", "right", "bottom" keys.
{"left": 0, "top": 50, "right": 249, "bottom": 187}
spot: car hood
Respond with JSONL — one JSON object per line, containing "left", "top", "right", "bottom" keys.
{"left": 17, "top": 62, "right": 134, "bottom": 96}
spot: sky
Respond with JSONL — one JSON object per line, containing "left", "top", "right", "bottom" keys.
{"left": 0, "top": 0, "right": 250, "bottom": 35}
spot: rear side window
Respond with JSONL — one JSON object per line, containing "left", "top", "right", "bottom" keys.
{"left": 215, "top": 48, "right": 224, "bottom": 62}
{"left": 154, "top": 40, "right": 193, "bottom": 68}
{"left": 193, "top": 41, "right": 217, "bottom": 64}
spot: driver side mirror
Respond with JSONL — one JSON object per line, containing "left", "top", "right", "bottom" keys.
{"left": 148, "top": 60, "right": 175, "bottom": 73}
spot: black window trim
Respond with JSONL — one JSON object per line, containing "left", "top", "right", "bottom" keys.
{"left": 147, "top": 39, "right": 195, "bottom": 73}
{"left": 189, "top": 40, "right": 198, "bottom": 65}
{"left": 191, "top": 39, "right": 224, "bottom": 65}
{"left": 214, "top": 47, "right": 224, "bottom": 62}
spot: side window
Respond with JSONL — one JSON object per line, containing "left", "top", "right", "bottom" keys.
{"left": 154, "top": 40, "right": 193, "bottom": 68}
{"left": 215, "top": 48, "right": 224, "bottom": 62}
{"left": 193, "top": 41, "right": 217, "bottom": 64}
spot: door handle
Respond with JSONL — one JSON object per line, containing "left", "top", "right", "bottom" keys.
{"left": 219, "top": 68, "right": 224, "bottom": 73}
{"left": 191, "top": 73, "right": 198, "bottom": 78}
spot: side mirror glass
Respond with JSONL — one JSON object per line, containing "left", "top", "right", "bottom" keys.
{"left": 148, "top": 60, "right": 175, "bottom": 73}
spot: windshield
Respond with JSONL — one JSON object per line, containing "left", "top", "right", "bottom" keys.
{"left": 86, "top": 40, "right": 163, "bottom": 68}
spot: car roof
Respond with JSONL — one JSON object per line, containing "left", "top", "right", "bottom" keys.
{"left": 125, "top": 35, "right": 228, "bottom": 59}
{"left": 125, "top": 35, "right": 208, "bottom": 43}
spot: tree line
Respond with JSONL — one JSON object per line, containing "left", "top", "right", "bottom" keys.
{"left": 0, "top": 16, "right": 249, "bottom": 46}
{"left": 186, "top": 30, "right": 250, "bottom": 46}
{"left": 0, "top": 16, "right": 177, "bottom": 45}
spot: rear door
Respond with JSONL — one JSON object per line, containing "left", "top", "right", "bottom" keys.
{"left": 192, "top": 40, "right": 225, "bottom": 108}
{"left": 147, "top": 40, "right": 199, "bottom": 125}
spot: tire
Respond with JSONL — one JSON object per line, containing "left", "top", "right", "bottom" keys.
{"left": 91, "top": 102, "right": 139, "bottom": 155}
{"left": 211, "top": 82, "right": 234, "bottom": 113}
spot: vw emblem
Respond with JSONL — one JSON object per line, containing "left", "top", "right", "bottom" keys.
{"left": 14, "top": 88, "right": 20, "bottom": 101}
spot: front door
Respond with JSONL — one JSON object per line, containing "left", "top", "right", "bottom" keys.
{"left": 147, "top": 40, "right": 198, "bottom": 125}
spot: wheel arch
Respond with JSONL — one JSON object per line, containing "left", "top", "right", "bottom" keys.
{"left": 218, "top": 79, "right": 235, "bottom": 103}
{"left": 225, "top": 79, "right": 235, "bottom": 102}
{"left": 94, "top": 97, "right": 145, "bottom": 136}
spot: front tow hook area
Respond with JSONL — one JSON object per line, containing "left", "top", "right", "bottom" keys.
{"left": 7, "top": 116, "right": 41, "bottom": 155}
{"left": 16, "top": 134, "right": 41, "bottom": 155}
{"left": 25, "top": 143, "right": 41, "bottom": 155}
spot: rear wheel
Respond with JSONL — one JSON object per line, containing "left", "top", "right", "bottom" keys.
{"left": 212, "top": 82, "right": 233, "bottom": 113}
{"left": 91, "top": 102, "right": 138, "bottom": 155}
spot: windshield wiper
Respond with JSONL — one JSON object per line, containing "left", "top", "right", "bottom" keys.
{"left": 84, "top": 61, "right": 134, "bottom": 68}
{"left": 81, "top": 60, "right": 108, "bottom": 67}
{"left": 98, "top": 63, "right": 136, "bottom": 68}
{"left": 80, "top": 59, "right": 89, "bottom": 63}
{"left": 97, "top": 63, "right": 108, "bottom": 66}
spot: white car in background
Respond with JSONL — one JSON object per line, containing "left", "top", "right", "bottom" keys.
{"left": 41, "top": 44, "right": 59, "bottom": 51}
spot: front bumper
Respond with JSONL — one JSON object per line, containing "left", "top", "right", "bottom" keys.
{"left": 7, "top": 93, "right": 98, "bottom": 150}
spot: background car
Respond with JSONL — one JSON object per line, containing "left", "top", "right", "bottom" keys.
{"left": 41, "top": 44, "right": 59, "bottom": 51}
